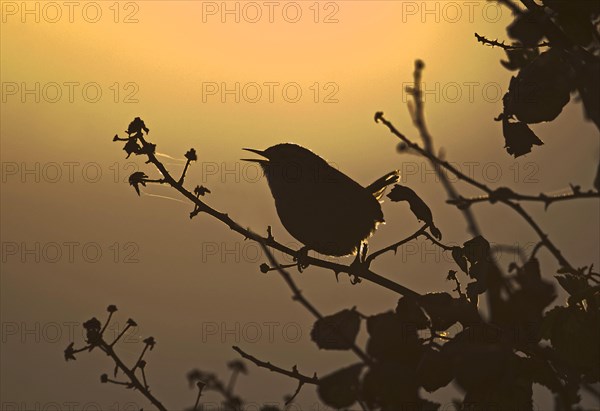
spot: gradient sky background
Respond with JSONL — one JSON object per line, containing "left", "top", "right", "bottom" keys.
{"left": 1, "top": 1, "right": 599, "bottom": 410}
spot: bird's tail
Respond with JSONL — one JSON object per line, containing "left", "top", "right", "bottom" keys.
{"left": 367, "top": 170, "right": 400, "bottom": 199}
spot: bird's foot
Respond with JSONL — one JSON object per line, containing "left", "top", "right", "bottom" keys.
{"left": 348, "top": 255, "right": 365, "bottom": 285}
{"left": 349, "top": 244, "right": 368, "bottom": 283}
{"left": 349, "top": 258, "right": 367, "bottom": 275}
{"left": 294, "top": 246, "right": 310, "bottom": 273}
{"left": 350, "top": 242, "right": 370, "bottom": 269}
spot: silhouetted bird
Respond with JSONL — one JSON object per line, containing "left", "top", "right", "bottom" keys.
{"left": 242, "top": 144, "right": 399, "bottom": 258}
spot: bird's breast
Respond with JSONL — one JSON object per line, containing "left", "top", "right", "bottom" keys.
{"left": 271, "top": 180, "right": 383, "bottom": 256}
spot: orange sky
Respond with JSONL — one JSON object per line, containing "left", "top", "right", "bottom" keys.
{"left": 1, "top": 1, "right": 599, "bottom": 409}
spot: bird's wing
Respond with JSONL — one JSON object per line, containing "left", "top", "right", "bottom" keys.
{"left": 366, "top": 170, "right": 400, "bottom": 199}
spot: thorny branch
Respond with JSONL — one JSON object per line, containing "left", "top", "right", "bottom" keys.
{"left": 232, "top": 346, "right": 318, "bottom": 404}
{"left": 258, "top": 242, "right": 373, "bottom": 366}
{"left": 404, "top": 60, "right": 483, "bottom": 237}
{"left": 121, "top": 128, "right": 423, "bottom": 298}
{"left": 375, "top": 54, "right": 598, "bottom": 409}
{"left": 365, "top": 224, "right": 429, "bottom": 264}
{"left": 375, "top": 104, "right": 590, "bottom": 275}
{"left": 186, "top": 367, "right": 244, "bottom": 410}
{"left": 64, "top": 306, "right": 167, "bottom": 411}
{"left": 365, "top": 224, "right": 453, "bottom": 264}
{"left": 449, "top": 188, "right": 600, "bottom": 209}
{"left": 474, "top": 32, "right": 551, "bottom": 50}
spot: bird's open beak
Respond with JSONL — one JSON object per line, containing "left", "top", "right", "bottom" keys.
{"left": 241, "top": 148, "right": 268, "bottom": 163}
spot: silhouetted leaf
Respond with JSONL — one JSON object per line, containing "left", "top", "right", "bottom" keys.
{"left": 395, "top": 296, "right": 429, "bottom": 330}
{"left": 128, "top": 172, "right": 148, "bottom": 196}
{"left": 503, "top": 48, "right": 574, "bottom": 124}
{"left": 466, "top": 281, "right": 487, "bottom": 304}
{"left": 442, "top": 326, "right": 513, "bottom": 393}
{"left": 144, "top": 336, "right": 157, "bottom": 350}
{"left": 139, "top": 142, "right": 156, "bottom": 157}
{"left": 187, "top": 368, "right": 222, "bottom": 392}
{"left": 497, "top": 259, "right": 556, "bottom": 347}
{"left": 543, "top": 0, "right": 600, "bottom": 46}
{"left": 194, "top": 185, "right": 211, "bottom": 196}
{"left": 461, "top": 355, "right": 534, "bottom": 411}
{"left": 501, "top": 48, "right": 540, "bottom": 71}
{"left": 362, "top": 364, "right": 421, "bottom": 410}
{"left": 417, "top": 348, "right": 453, "bottom": 392}
{"left": 419, "top": 293, "right": 480, "bottom": 331}
{"left": 64, "top": 342, "right": 76, "bottom": 361}
{"left": 420, "top": 399, "right": 441, "bottom": 411}
{"left": 311, "top": 309, "right": 360, "bottom": 350}
{"left": 450, "top": 236, "right": 492, "bottom": 303}
{"left": 83, "top": 317, "right": 102, "bottom": 346}
{"left": 502, "top": 120, "right": 544, "bottom": 158}
{"left": 366, "top": 311, "right": 422, "bottom": 363}
{"left": 555, "top": 273, "right": 588, "bottom": 296}
{"left": 418, "top": 293, "right": 454, "bottom": 330}
{"left": 123, "top": 138, "right": 142, "bottom": 159}
{"left": 522, "top": 353, "right": 563, "bottom": 393}
{"left": 541, "top": 306, "right": 600, "bottom": 379}
{"left": 452, "top": 247, "right": 468, "bottom": 274}
{"left": 575, "top": 56, "right": 600, "bottom": 129}
{"left": 185, "top": 148, "right": 197, "bottom": 162}
{"left": 462, "top": 236, "right": 490, "bottom": 265}
{"left": 127, "top": 117, "right": 149, "bottom": 135}
{"left": 227, "top": 359, "right": 247, "bottom": 374}
{"left": 317, "top": 363, "right": 363, "bottom": 408}
{"left": 507, "top": 10, "right": 545, "bottom": 47}
{"left": 387, "top": 184, "right": 441, "bottom": 239}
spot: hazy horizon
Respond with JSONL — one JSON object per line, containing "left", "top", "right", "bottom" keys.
{"left": 1, "top": 1, "right": 599, "bottom": 410}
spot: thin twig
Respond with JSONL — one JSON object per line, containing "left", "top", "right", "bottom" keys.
{"left": 66, "top": 308, "right": 167, "bottom": 411}
{"left": 448, "top": 190, "right": 599, "bottom": 209}
{"left": 102, "top": 339, "right": 166, "bottom": 411}
{"left": 366, "top": 225, "right": 428, "bottom": 263}
{"left": 193, "top": 382, "right": 205, "bottom": 411}
{"left": 232, "top": 346, "right": 318, "bottom": 404}
{"left": 422, "top": 231, "right": 453, "bottom": 251}
{"left": 403, "top": 60, "right": 483, "bottom": 237}
{"left": 232, "top": 346, "right": 318, "bottom": 385}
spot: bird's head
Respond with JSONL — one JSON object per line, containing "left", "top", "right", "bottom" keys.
{"left": 242, "top": 143, "right": 326, "bottom": 165}
{"left": 242, "top": 143, "right": 332, "bottom": 191}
